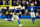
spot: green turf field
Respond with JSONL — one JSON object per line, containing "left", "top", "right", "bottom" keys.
{"left": 0, "top": 19, "right": 40, "bottom": 27}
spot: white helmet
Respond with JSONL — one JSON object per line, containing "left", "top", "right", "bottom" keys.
{"left": 31, "top": 3, "right": 34, "bottom": 5}
{"left": 18, "top": 5, "right": 21, "bottom": 8}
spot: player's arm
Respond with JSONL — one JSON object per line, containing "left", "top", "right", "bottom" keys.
{"left": 9, "top": 12, "right": 13, "bottom": 16}
{"left": 19, "top": 11, "right": 22, "bottom": 15}
{"left": 19, "top": 12, "right": 22, "bottom": 14}
{"left": 19, "top": 9, "right": 22, "bottom": 15}
{"left": 34, "top": 6, "right": 37, "bottom": 7}
{"left": 14, "top": 9, "right": 17, "bottom": 15}
{"left": 35, "top": 6, "right": 39, "bottom": 8}
{"left": 14, "top": 12, "right": 16, "bottom": 15}
{"left": 27, "top": 5, "right": 30, "bottom": 7}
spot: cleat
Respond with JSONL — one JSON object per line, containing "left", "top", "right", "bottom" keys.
{"left": 33, "top": 22, "right": 34, "bottom": 24}
{"left": 19, "top": 24, "right": 23, "bottom": 27}
{"left": 11, "top": 21, "right": 13, "bottom": 22}
{"left": 4, "top": 18, "right": 7, "bottom": 21}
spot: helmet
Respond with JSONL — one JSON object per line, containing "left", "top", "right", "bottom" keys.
{"left": 31, "top": 3, "right": 34, "bottom": 5}
{"left": 18, "top": 5, "right": 21, "bottom": 8}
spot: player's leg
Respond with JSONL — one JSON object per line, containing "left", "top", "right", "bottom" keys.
{"left": 15, "top": 15, "right": 23, "bottom": 27}
{"left": 31, "top": 18, "right": 34, "bottom": 24}
{"left": 7, "top": 17, "right": 14, "bottom": 22}
{"left": 15, "top": 15, "right": 20, "bottom": 24}
{"left": 4, "top": 18, "right": 11, "bottom": 21}
{"left": 4, "top": 15, "right": 12, "bottom": 22}
{"left": 33, "top": 12, "right": 35, "bottom": 23}
{"left": 7, "top": 13, "right": 15, "bottom": 22}
{"left": 31, "top": 12, "right": 34, "bottom": 24}
{"left": 34, "top": 12, "right": 35, "bottom": 21}
{"left": 7, "top": 14, "right": 15, "bottom": 22}
{"left": 32, "top": 12, "right": 35, "bottom": 24}
{"left": 4, "top": 18, "right": 14, "bottom": 22}
{"left": 11, "top": 17, "right": 14, "bottom": 22}
{"left": 34, "top": 18, "right": 35, "bottom": 21}
{"left": 32, "top": 17, "right": 35, "bottom": 24}
{"left": 7, "top": 19, "right": 11, "bottom": 21}
{"left": 4, "top": 16, "right": 13, "bottom": 22}
{"left": 7, "top": 14, "right": 13, "bottom": 21}
{"left": 4, "top": 15, "right": 8, "bottom": 21}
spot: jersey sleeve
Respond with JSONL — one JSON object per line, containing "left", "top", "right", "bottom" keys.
{"left": 34, "top": 6, "right": 35, "bottom": 7}
{"left": 14, "top": 9, "right": 17, "bottom": 12}
{"left": 20, "top": 9, "right": 22, "bottom": 12}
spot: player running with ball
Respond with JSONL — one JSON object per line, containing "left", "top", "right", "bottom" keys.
{"left": 11, "top": 5, "right": 23, "bottom": 26}
{"left": 4, "top": 5, "right": 23, "bottom": 27}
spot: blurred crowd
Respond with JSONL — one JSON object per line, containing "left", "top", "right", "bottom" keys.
{"left": 0, "top": 0, "right": 10, "bottom": 5}
{"left": 0, "top": 0, "right": 40, "bottom": 18}
{"left": 12, "top": 0, "right": 40, "bottom": 6}
{"left": 0, "top": 0, "right": 40, "bottom": 6}
{"left": 1, "top": 9, "right": 40, "bottom": 17}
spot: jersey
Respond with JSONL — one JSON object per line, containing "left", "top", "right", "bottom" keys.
{"left": 14, "top": 8, "right": 22, "bottom": 13}
{"left": 30, "top": 6, "right": 35, "bottom": 12}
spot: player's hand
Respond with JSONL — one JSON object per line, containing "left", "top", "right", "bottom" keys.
{"left": 14, "top": 12, "right": 16, "bottom": 15}
{"left": 9, "top": 14, "right": 12, "bottom": 15}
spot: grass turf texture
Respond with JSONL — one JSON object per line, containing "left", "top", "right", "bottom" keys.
{"left": 0, "top": 19, "right": 40, "bottom": 27}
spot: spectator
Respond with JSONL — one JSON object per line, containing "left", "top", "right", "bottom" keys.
{"left": 6, "top": 0, "right": 10, "bottom": 5}
{"left": 6, "top": 10, "right": 8, "bottom": 18}
{"left": 8, "top": 0, "right": 10, "bottom": 5}
{"left": 36, "top": 12, "right": 39, "bottom": 16}
{"left": 19, "top": 1, "right": 21, "bottom": 4}
{"left": 32, "top": 1, "right": 34, "bottom": 3}
{"left": 37, "top": 0, "right": 39, "bottom": 6}
{"left": 35, "top": 1, "right": 37, "bottom": 6}
{"left": 21, "top": 0, "right": 26, "bottom": 6}
{"left": 12, "top": 1, "right": 17, "bottom": 6}
{"left": 35, "top": 1, "right": 37, "bottom": 5}
{"left": 26, "top": 1, "right": 29, "bottom": 4}
{"left": 0, "top": 1, "right": 2, "bottom": 5}
{"left": 39, "top": 12, "right": 40, "bottom": 18}
{"left": 2, "top": 0, "right": 6, "bottom": 5}
{"left": 39, "top": 0, "right": 40, "bottom": 6}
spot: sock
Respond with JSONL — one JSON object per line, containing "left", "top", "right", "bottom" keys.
{"left": 7, "top": 19, "right": 11, "bottom": 21}
{"left": 18, "top": 20, "right": 20, "bottom": 24}
{"left": 32, "top": 18, "right": 34, "bottom": 23}
{"left": 34, "top": 18, "right": 35, "bottom": 21}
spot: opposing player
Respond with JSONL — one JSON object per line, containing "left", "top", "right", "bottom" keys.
{"left": 30, "top": 3, "right": 36, "bottom": 24}
{"left": 4, "top": 5, "right": 23, "bottom": 27}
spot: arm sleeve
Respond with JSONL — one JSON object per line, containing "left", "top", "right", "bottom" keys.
{"left": 14, "top": 9, "right": 16, "bottom": 12}
{"left": 20, "top": 9, "right": 22, "bottom": 12}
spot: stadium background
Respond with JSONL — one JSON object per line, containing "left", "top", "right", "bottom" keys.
{"left": 0, "top": 0, "right": 40, "bottom": 19}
